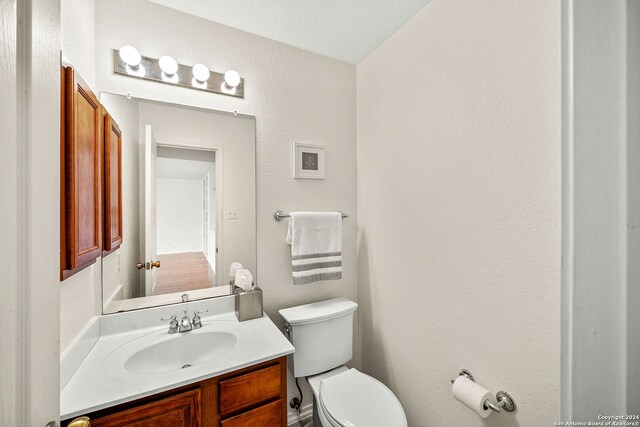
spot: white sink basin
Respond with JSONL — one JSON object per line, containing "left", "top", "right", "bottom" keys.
{"left": 104, "top": 323, "right": 243, "bottom": 377}
{"left": 124, "top": 331, "right": 237, "bottom": 375}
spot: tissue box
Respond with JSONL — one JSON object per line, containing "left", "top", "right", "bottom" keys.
{"left": 234, "top": 285, "right": 263, "bottom": 321}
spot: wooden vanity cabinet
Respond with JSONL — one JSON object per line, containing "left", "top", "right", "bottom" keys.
{"left": 63, "top": 357, "right": 288, "bottom": 427}
{"left": 60, "top": 66, "right": 102, "bottom": 280}
{"left": 91, "top": 389, "right": 201, "bottom": 427}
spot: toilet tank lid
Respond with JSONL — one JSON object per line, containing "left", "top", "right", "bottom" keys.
{"left": 279, "top": 298, "right": 357, "bottom": 325}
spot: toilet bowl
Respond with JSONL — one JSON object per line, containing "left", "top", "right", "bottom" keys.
{"left": 279, "top": 298, "right": 407, "bottom": 427}
{"left": 308, "top": 366, "right": 407, "bottom": 427}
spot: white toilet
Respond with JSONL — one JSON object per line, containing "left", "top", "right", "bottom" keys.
{"left": 279, "top": 298, "right": 407, "bottom": 427}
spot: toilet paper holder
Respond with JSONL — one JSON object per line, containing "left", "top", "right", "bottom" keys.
{"left": 450, "top": 369, "right": 517, "bottom": 413}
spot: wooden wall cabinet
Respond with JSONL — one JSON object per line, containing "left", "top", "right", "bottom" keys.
{"left": 102, "top": 112, "right": 123, "bottom": 256}
{"left": 63, "top": 357, "right": 288, "bottom": 427}
{"left": 60, "top": 66, "right": 124, "bottom": 279}
{"left": 60, "top": 66, "right": 102, "bottom": 280}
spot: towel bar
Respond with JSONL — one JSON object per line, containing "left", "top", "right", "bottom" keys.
{"left": 273, "top": 210, "right": 349, "bottom": 222}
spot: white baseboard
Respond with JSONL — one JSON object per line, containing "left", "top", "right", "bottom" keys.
{"left": 287, "top": 403, "right": 313, "bottom": 426}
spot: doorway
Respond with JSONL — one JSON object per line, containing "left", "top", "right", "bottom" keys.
{"left": 154, "top": 145, "right": 217, "bottom": 295}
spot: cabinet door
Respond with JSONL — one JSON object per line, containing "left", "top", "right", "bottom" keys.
{"left": 102, "top": 111, "right": 123, "bottom": 255}
{"left": 91, "top": 389, "right": 201, "bottom": 427}
{"left": 220, "top": 400, "right": 282, "bottom": 427}
{"left": 61, "top": 66, "right": 102, "bottom": 279}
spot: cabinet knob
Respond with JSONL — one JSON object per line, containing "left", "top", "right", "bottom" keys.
{"left": 68, "top": 416, "right": 90, "bottom": 427}
{"left": 150, "top": 260, "right": 161, "bottom": 269}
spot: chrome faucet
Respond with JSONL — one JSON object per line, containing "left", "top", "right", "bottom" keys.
{"left": 161, "top": 309, "right": 209, "bottom": 333}
{"left": 179, "top": 309, "right": 193, "bottom": 332}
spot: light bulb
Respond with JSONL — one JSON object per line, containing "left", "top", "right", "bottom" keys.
{"left": 192, "top": 63, "right": 210, "bottom": 83}
{"left": 159, "top": 55, "right": 178, "bottom": 76}
{"left": 119, "top": 45, "right": 141, "bottom": 67}
{"left": 224, "top": 69, "right": 241, "bottom": 88}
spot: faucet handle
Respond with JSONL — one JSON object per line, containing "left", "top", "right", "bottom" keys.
{"left": 192, "top": 309, "right": 208, "bottom": 329}
{"left": 161, "top": 314, "right": 179, "bottom": 334}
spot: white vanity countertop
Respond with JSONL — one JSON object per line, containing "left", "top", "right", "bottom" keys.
{"left": 60, "top": 310, "right": 294, "bottom": 420}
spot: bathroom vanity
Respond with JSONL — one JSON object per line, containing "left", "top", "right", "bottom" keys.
{"left": 64, "top": 357, "right": 286, "bottom": 426}
{"left": 60, "top": 296, "right": 294, "bottom": 427}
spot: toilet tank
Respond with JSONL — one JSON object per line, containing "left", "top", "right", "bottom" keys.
{"left": 279, "top": 298, "right": 358, "bottom": 378}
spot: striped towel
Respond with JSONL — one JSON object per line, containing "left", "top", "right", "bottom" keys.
{"left": 286, "top": 212, "right": 342, "bottom": 285}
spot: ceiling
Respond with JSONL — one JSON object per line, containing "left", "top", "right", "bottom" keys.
{"left": 148, "top": 0, "right": 433, "bottom": 64}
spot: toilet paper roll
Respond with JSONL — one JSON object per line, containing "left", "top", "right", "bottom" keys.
{"left": 452, "top": 376, "right": 492, "bottom": 418}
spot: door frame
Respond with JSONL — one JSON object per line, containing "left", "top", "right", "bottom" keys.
{"left": 144, "top": 125, "right": 158, "bottom": 296}
{"left": 1, "top": 0, "right": 61, "bottom": 424}
{"left": 561, "top": 0, "right": 637, "bottom": 419}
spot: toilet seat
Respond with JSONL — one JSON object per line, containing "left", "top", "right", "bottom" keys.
{"left": 318, "top": 368, "right": 407, "bottom": 427}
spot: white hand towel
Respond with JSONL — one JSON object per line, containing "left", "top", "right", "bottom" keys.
{"left": 286, "top": 212, "right": 342, "bottom": 285}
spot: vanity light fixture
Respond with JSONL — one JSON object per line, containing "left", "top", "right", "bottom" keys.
{"left": 113, "top": 49, "right": 244, "bottom": 98}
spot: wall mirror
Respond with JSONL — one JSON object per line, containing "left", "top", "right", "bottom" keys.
{"left": 99, "top": 93, "right": 256, "bottom": 313}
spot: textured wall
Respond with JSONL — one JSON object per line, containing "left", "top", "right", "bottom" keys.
{"left": 356, "top": 0, "right": 561, "bottom": 425}
{"left": 92, "top": 0, "right": 357, "bottom": 417}
{"left": 157, "top": 177, "right": 205, "bottom": 254}
{"left": 59, "top": 0, "right": 102, "bottom": 353}
{"left": 95, "top": 0, "right": 357, "bottom": 332}
{"left": 61, "top": 0, "right": 357, "bottom": 353}
{"left": 61, "top": 0, "right": 95, "bottom": 88}
{"left": 100, "top": 94, "right": 140, "bottom": 305}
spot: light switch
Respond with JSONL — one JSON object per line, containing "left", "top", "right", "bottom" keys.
{"left": 226, "top": 208, "right": 239, "bottom": 219}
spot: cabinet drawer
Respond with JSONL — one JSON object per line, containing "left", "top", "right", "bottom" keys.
{"left": 219, "top": 364, "right": 281, "bottom": 416}
{"left": 220, "top": 400, "right": 281, "bottom": 427}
